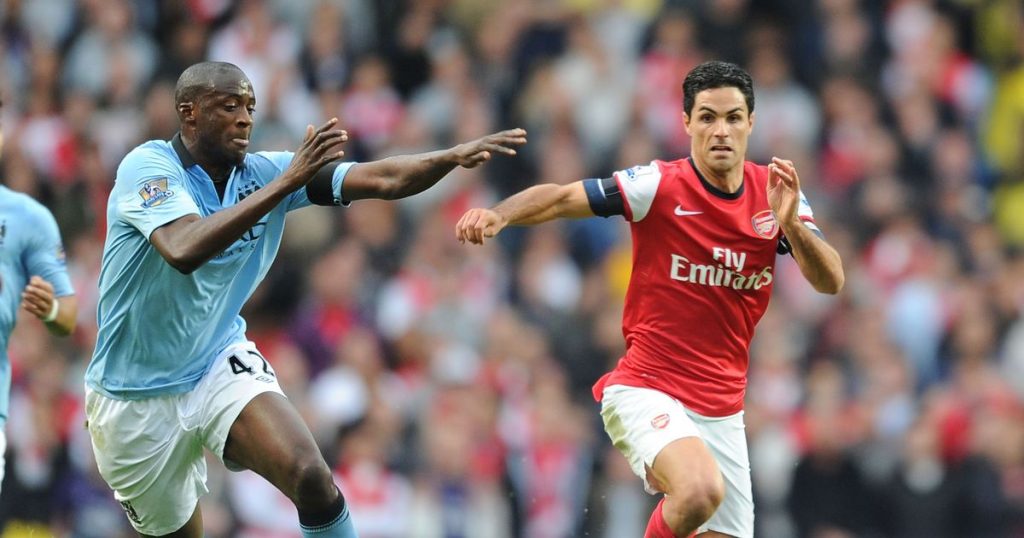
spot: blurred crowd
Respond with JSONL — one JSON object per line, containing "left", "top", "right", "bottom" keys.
{"left": 1, "top": 0, "right": 1024, "bottom": 536}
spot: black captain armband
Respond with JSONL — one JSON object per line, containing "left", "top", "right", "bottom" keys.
{"left": 777, "top": 235, "right": 792, "bottom": 255}
{"left": 306, "top": 162, "right": 342, "bottom": 206}
{"left": 584, "top": 177, "right": 625, "bottom": 217}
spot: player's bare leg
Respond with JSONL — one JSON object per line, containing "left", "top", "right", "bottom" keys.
{"left": 140, "top": 505, "right": 202, "bottom": 538}
{"left": 647, "top": 437, "right": 726, "bottom": 537}
{"left": 224, "top": 392, "right": 356, "bottom": 536}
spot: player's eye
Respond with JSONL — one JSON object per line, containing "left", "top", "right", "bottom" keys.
{"left": 247, "top": 107, "right": 256, "bottom": 116}
{"left": 701, "top": 114, "right": 713, "bottom": 122}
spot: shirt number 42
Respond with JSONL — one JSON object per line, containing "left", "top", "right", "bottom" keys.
{"left": 229, "top": 350, "right": 276, "bottom": 383}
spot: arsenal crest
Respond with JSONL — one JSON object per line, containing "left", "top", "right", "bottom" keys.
{"left": 751, "top": 210, "right": 779, "bottom": 239}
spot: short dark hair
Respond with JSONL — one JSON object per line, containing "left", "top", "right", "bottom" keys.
{"left": 682, "top": 61, "right": 755, "bottom": 117}
{"left": 174, "top": 61, "right": 245, "bottom": 106}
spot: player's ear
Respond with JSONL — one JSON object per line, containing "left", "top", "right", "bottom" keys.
{"left": 748, "top": 111, "right": 755, "bottom": 130}
{"left": 177, "top": 102, "right": 196, "bottom": 124}
{"left": 682, "top": 111, "right": 692, "bottom": 135}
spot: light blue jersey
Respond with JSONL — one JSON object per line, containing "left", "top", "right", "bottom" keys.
{"left": 0, "top": 186, "right": 74, "bottom": 425}
{"left": 86, "top": 135, "right": 353, "bottom": 399}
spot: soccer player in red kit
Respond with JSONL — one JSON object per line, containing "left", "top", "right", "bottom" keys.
{"left": 455, "top": 61, "right": 844, "bottom": 537}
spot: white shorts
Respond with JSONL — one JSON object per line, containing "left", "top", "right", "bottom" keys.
{"left": 85, "top": 342, "right": 284, "bottom": 536}
{"left": 600, "top": 384, "right": 754, "bottom": 538}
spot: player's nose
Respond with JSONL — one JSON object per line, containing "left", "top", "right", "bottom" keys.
{"left": 712, "top": 119, "right": 729, "bottom": 137}
{"left": 237, "top": 109, "right": 254, "bottom": 127}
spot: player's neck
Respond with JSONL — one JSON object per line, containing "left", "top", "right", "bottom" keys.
{"left": 690, "top": 157, "right": 743, "bottom": 193}
{"left": 181, "top": 132, "right": 232, "bottom": 183}
{"left": 203, "top": 165, "right": 232, "bottom": 184}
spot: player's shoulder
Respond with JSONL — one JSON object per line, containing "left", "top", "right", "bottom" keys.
{"left": 742, "top": 160, "right": 772, "bottom": 186}
{"left": 657, "top": 158, "right": 694, "bottom": 175}
{"left": 122, "top": 139, "right": 175, "bottom": 161}
{"left": 617, "top": 159, "right": 672, "bottom": 182}
{"left": 0, "top": 188, "right": 58, "bottom": 238}
{"left": 0, "top": 186, "right": 49, "bottom": 215}
{"left": 243, "top": 150, "right": 295, "bottom": 179}
{"left": 117, "top": 139, "right": 182, "bottom": 176}
{"left": 247, "top": 150, "right": 290, "bottom": 163}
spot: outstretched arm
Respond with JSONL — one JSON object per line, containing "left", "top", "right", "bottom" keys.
{"left": 768, "top": 157, "right": 844, "bottom": 294}
{"left": 341, "top": 128, "right": 527, "bottom": 201}
{"left": 456, "top": 181, "right": 594, "bottom": 244}
{"left": 21, "top": 276, "right": 77, "bottom": 336}
{"left": 151, "top": 119, "right": 347, "bottom": 274}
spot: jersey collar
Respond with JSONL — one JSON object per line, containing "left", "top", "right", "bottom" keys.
{"left": 171, "top": 132, "right": 198, "bottom": 169}
{"left": 687, "top": 157, "right": 744, "bottom": 200}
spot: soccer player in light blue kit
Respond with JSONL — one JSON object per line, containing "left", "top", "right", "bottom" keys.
{"left": 84, "top": 61, "right": 526, "bottom": 538}
{"left": 0, "top": 109, "right": 78, "bottom": 492}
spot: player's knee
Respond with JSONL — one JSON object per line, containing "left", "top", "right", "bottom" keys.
{"left": 666, "top": 475, "right": 725, "bottom": 528}
{"left": 289, "top": 452, "right": 335, "bottom": 508}
{"left": 691, "top": 478, "right": 725, "bottom": 517}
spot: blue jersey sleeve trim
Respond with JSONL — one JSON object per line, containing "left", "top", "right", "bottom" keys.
{"left": 332, "top": 162, "right": 354, "bottom": 207}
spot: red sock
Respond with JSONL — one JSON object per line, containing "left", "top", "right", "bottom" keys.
{"left": 644, "top": 498, "right": 698, "bottom": 538}
{"left": 644, "top": 498, "right": 675, "bottom": 538}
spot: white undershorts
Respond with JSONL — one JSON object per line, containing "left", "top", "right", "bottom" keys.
{"left": 85, "top": 341, "right": 284, "bottom": 536}
{"left": 600, "top": 384, "right": 754, "bottom": 538}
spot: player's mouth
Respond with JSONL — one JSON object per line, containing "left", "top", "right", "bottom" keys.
{"left": 710, "top": 145, "right": 732, "bottom": 152}
{"left": 230, "top": 137, "right": 250, "bottom": 149}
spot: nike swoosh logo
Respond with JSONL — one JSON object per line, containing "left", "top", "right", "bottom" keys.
{"left": 674, "top": 206, "right": 703, "bottom": 216}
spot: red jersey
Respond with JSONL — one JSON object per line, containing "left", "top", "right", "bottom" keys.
{"left": 592, "top": 158, "right": 818, "bottom": 417}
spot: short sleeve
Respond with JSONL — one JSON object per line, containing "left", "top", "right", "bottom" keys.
{"left": 115, "top": 149, "right": 200, "bottom": 239}
{"left": 23, "top": 204, "right": 74, "bottom": 297}
{"left": 613, "top": 162, "right": 663, "bottom": 222}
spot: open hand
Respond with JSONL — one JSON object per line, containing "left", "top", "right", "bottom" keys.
{"left": 284, "top": 118, "right": 348, "bottom": 187}
{"left": 767, "top": 157, "right": 800, "bottom": 225}
{"left": 455, "top": 208, "right": 506, "bottom": 244}
{"left": 21, "top": 276, "right": 56, "bottom": 320}
{"left": 451, "top": 128, "right": 527, "bottom": 169}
